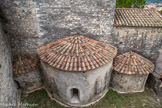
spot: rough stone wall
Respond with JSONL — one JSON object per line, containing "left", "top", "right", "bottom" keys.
{"left": 0, "top": 23, "right": 18, "bottom": 108}
{"left": 0, "top": 0, "right": 42, "bottom": 55}
{"left": 154, "top": 49, "right": 162, "bottom": 78}
{"left": 111, "top": 71, "right": 148, "bottom": 93}
{"left": 33, "top": 0, "right": 116, "bottom": 45}
{"left": 1, "top": 0, "right": 161, "bottom": 63}
{"left": 41, "top": 60, "right": 113, "bottom": 107}
{"left": 148, "top": 49, "right": 162, "bottom": 100}
{"left": 0, "top": 0, "right": 116, "bottom": 55}
{"left": 148, "top": 74, "right": 162, "bottom": 100}
{"left": 14, "top": 70, "right": 42, "bottom": 94}
{"left": 112, "top": 27, "right": 162, "bottom": 62}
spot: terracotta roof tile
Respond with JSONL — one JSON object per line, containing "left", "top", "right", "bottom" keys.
{"left": 13, "top": 53, "right": 40, "bottom": 75}
{"left": 114, "top": 8, "right": 162, "bottom": 27}
{"left": 113, "top": 51, "right": 154, "bottom": 75}
{"left": 37, "top": 35, "right": 117, "bottom": 71}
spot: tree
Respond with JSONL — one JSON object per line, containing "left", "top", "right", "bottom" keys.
{"left": 116, "top": 0, "right": 146, "bottom": 8}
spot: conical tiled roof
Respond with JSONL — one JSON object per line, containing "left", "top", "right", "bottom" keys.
{"left": 113, "top": 51, "right": 154, "bottom": 75}
{"left": 37, "top": 35, "right": 117, "bottom": 72}
{"left": 13, "top": 53, "right": 40, "bottom": 75}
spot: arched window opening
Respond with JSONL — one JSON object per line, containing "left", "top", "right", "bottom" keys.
{"left": 70, "top": 88, "right": 80, "bottom": 103}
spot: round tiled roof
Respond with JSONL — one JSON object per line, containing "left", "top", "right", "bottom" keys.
{"left": 37, "top": 35, "right": 117, "bottom": 72}
{"left": 13, "top": 53, "right": 40, "bottom": 75}
{"left": 113, "top": 51, "right": 154, "bottom": 75}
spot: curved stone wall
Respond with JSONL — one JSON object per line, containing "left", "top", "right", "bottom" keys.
{"left": 111, "top": 71, "right": 148, "bottom": 93}
{"left": 41, "top": 60, "right": 113, "bottom": 107}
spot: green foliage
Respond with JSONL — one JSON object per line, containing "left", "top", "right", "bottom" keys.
{"left": 21, "top": 90, "right": 64, "bottom": 108}
{"left": 116, "top": 0, "right": 146, "bottom": 8}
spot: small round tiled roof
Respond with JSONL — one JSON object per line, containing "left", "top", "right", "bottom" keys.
{"left": 13, "top": 53, "right": 40, "bottom": 75}
{"left": 37, "top": 35, "right": 117, "bottom": 72}
{"left": 113, "top": 51, "right": 154, "bottom": 75}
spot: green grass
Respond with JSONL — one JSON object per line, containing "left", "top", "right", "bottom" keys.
{"left": 21, "top": 90, "right": 63, "bottom": 108}
{"left": 21, "top": 88, "right": 162, "bottom": 108}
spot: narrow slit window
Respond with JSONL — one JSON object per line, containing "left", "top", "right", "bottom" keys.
{"left": 70, "top": 88, "right": 80, "bottom": 103}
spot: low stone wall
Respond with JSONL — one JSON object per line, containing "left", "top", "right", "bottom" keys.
{"left": 41, "top": 60, "right": 113, "bottom": 107}
{"left": 0, "top": 23, "right": 18, "bottom": 108}
{"left": 112, "top": 27, "right": 162, "bottom": 62}
{"left": 111, "top": 71, "right": 148, "bottom": 93}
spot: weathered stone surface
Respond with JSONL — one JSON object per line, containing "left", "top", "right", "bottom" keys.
{"left": 0, "top": 1, "right": 161, "bottom": 62}
{"left": 112, "top": 27, "right": 162, "bottom": 62}
{"left": 0, "top": 1, "right": 116, "bottom": 106}
{"left": 0, "top": 0, "right": 42, "bottom": 55}
{"left": 41, "top": 60, "right": 113, "bottom": 107}
{"left": 14, "top": 70, "right": 42, "bottom": 94}
{"left": 0, "top": 23, "right": 18, "bottom": 108}
{"left": 34, "top": 0, "right": 116, "bottom": 44}
{"left": 0, "top": 0, "right": 116, "bottom": 55}
{"left": 110, "top": 71, "right": 148, "bottom": 93}
{"left": 148, "top": 74, "right": 162, "bottom": 100}
{"left": 148, "top": 49, "right": 162, "bottom": 100}
{"left": 155, "top": 49, "right": 162, "bottom": 78}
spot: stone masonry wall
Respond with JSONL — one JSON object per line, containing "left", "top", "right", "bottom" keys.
{"left": 0, "top": 0, "right": 162, "bottom": 63}
{"left": 0, "top": 0, "right": 42, "bottom": 55}
{"left": 0, "top": 23, "right": 18, "bottom": 108}
{"left": 33, "top": 0, "right": 116, "bottom": 45}
{"left": 0, "top": 0, "right": 116, "bottom": 55}
{"left": 148, "top": 49, "right": 162, "bottom": 100}
{"left": 111, "top": 71, "right": 148, "bottom": 93}
{"left": 41, "top": 60, "right": 113, "bottom": 107}
{"left": 112, "top": 27, "right": 162, "bottom": 62}
{"left": 14, "top": 70, "right": 42, "bottom": 94}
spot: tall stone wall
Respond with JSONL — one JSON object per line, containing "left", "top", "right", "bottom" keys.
{"left": 0, "top": 0, "right": 116, "bottom": 55}
{"left": 0, "top": 23, "right": 18, "bottom": 108}
{"left": 112, "top": 27, "right": 162, "bottom": 62}
{"left": 0, "top": 0, "right": 42, "bottom": 55}
{"left": 34, "top": 0, "right": 116, "bottom": 45}
{"left": 0, "top": 0, "right": 161, "bottom": 63}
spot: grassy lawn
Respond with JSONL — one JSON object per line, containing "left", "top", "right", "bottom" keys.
{"left": 21, "top": 87, "right": 162, "bottom": 108}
